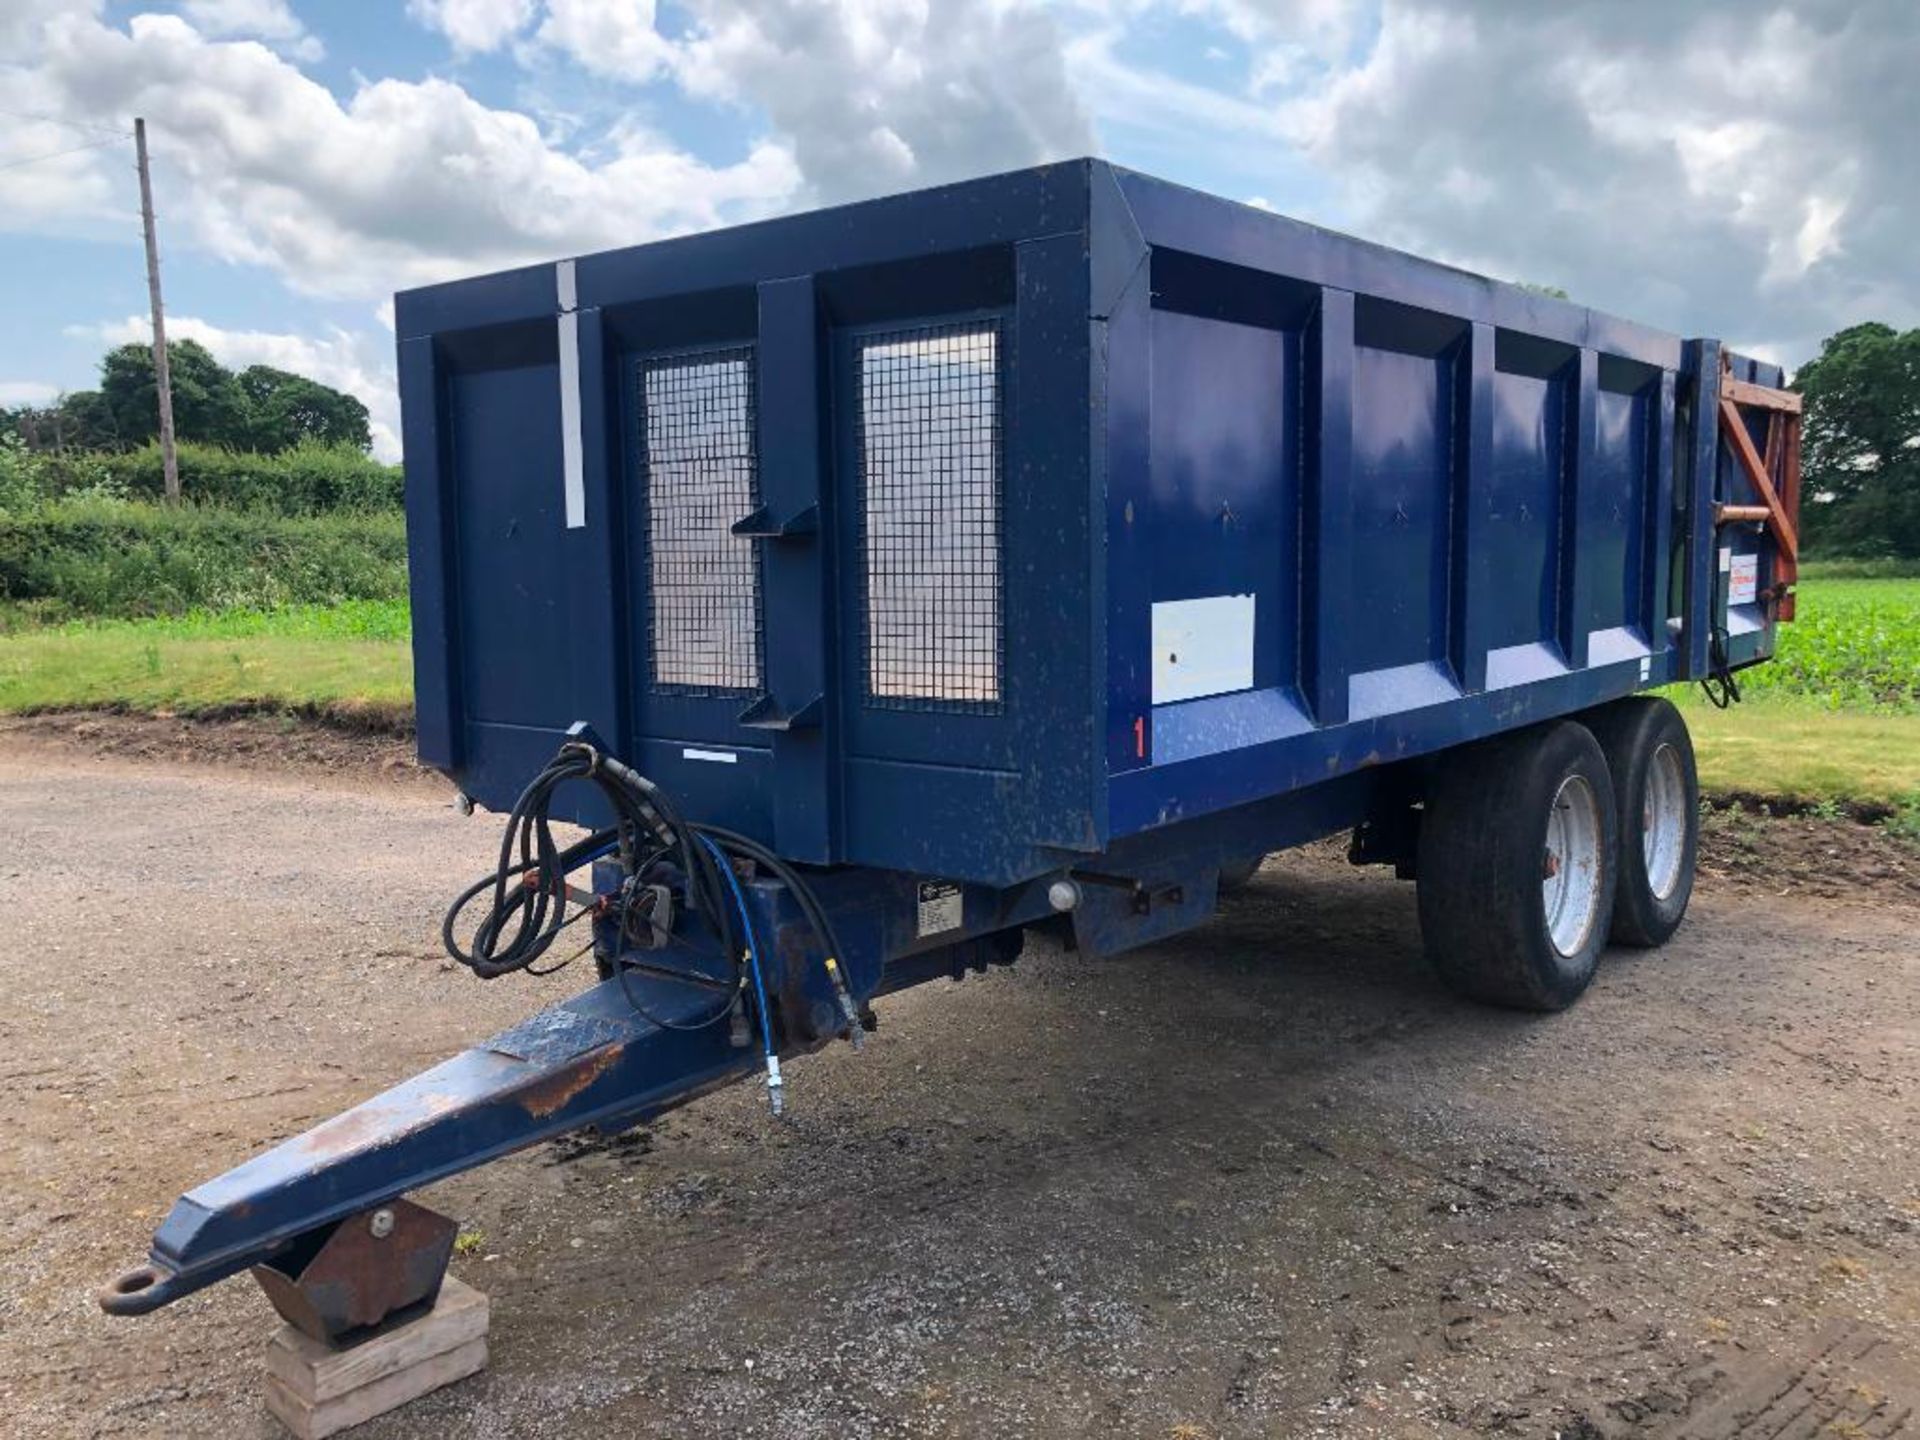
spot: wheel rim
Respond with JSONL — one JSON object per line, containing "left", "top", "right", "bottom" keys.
{"left": 1543, "top": 774, "right": 1603, "bottom": 957}
{"left": 1642, "top": 742, "right": 1687, "bottom": 901}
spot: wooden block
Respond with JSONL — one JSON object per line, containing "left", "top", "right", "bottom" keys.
{"left": 263, "top": 1277, "right": 488, "bottom": 1440}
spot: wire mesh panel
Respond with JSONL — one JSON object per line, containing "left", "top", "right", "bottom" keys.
{"left": 641, "top": 348, "right": 762, "bottom": 694}
{"left": 856, "top": 320, "right": 1003, "bottom": 710}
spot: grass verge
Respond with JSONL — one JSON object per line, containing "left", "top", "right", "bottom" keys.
{"left": 1673, "top": 692, "right": 1920, "bottom": 817}
{"left": 0, "top": 603, "right": 410, "bottom": 719}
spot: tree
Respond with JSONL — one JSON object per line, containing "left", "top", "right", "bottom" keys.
{"left": 2, "top": 390, "right": 125, "bottom": 453}
{"left": 101, "top": 338, "right": 249, "bottom": 450}
{"left": 1794, "top": 322, "right": 1920, "bottom": 557}
{"left": 236, "top": 365, "right": 371, "bottom": 452}
{"left": 89, "top": 340, "right": 372, "bottom": 454}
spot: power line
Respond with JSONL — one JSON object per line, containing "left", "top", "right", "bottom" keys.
{"left": 0, "top": 134, "right": 126, "bottom": 173}
{"left": 0, "top": 106, "right": 130, "bottom": 139}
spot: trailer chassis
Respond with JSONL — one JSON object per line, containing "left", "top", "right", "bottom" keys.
{"left": 100, "top": 745, "right": 1378, "bottom": 1328}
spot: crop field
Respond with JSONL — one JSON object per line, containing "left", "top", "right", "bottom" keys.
{"left": 1723, "top": 575, "right": 1920, "bottom": 710}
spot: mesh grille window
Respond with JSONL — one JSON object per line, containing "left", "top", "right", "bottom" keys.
{"left": 641, "top": 349, "right": 762, "bottom": 694}
{"left": 857, "top": 320, "right": 1003, "bottom": 710}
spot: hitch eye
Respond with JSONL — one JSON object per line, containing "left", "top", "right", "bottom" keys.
{"left": 109, "top": 1266, "right": 158, "bottom": 1296}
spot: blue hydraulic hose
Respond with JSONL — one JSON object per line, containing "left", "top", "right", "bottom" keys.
{"left": 574, "top": 838, "right": 618, "bottom": 869}
{"left": 696, "top": 834, "right": 784, "bottom": 1115}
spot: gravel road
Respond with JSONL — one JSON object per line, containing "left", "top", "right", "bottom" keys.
{"left": 1, "top": 725, "right": 1916, "bottom": 1439}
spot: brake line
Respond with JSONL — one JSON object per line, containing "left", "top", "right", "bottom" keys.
{"left": 698, "top": 833, "right": 783, "bottom": 1116}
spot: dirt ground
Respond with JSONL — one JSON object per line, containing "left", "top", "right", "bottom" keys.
{"left": 1, "top": 717, "right": 1916, "bottom": 1440}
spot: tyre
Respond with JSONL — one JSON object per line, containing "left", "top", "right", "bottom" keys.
{"left": 1417, "top": 720, "right": 1619, "bottom": 1011}
{"left": 1582, "top": 697, "right": 1698, "bottom": 947}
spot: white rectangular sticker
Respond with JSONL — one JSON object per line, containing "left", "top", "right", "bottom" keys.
{"left": 1728, "top": 553, "right": 1759, "bottom": 607}
{"left": 557, "top": 309, "right": 585, "bottom": 529}
{"left": 916, "top": 881, "right": 963, "bottom": 937}
{"left": 1151, "top": 593, "right": 1255, "bottom": 705}
{"left": 682, "top": 747, "right": 737, "bottom": 764}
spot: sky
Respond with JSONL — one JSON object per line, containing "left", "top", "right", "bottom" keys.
{"left": 1, "top": 0, "right": 1914, "bottom": 461}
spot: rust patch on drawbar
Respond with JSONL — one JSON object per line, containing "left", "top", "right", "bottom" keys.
{"left": 292, "top": 1090, "right": 462, "bottom": 1162}
{"left": 514, "top": 1044, "right": 623, "bottom": 1118}
{"left": 294, "top": 1103, "right": 401, "bottom": 1160}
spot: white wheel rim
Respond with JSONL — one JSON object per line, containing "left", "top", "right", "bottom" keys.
{"left": 1543, "top": 774, "right": 1603, "bottom": 957}
{"left": 1642, "top": 742, "right": 1687, "bottom": 901}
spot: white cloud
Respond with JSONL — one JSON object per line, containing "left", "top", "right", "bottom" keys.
{"left": 671, "top": 0, "right": 1094, "bottom": 204}
{"left": 534, "top": 0, "right": 673, "bottom": 82}
{"left": 532, "top": 0, "right": 1094, "bottom": 203}
{"left": 0, "top": 380, "right": 60, "bottom": 408}
{"left": 1066, "top": 23, "right": 1287, "bottom": 147}
{"left": 77, "top": 314, "right": 403, "bottom": 462}
{"left": 181, "top": 0, "right": 322, "bottom": 61}
{"left": 7, "top": 9, "right": 801, "bottom": 300}
{"left": 1062, "top": 0, "right": 1362, "bottom": 93}
{"left": 407, "top": 0, "right": 536, "bottom": 54}
{"left": 4, "top": 1, "right": 1092, "bottom": 307}
{"left": 1276, "top": 0, "right": 1920, "bottom": 363}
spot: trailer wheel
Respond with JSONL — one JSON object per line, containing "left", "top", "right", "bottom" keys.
{"left": 1417, "top": 721, "right": 1618, "bottom": 1012}
{"left": 1582, "top": 697, "right": 1698, "bottom": 947}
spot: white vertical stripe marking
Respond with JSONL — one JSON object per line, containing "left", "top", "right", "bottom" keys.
{"left": 555, "top": 258, "right": 577, "bottom": 313}
{"left": 558, "top": 309, "right": 585, "bottom": 529}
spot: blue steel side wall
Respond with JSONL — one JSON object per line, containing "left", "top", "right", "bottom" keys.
{"left": 398, "top": 165, "right": 1103, "bottom": 886}
{"left": 1100, "top": 168, "right": 1705, "bottom": 839}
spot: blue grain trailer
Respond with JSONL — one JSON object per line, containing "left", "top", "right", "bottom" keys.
{"left": 103, "top": 161, "right": 1802, "bottom": 1332}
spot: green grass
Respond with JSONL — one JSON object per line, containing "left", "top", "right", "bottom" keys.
{"left": 15, "top": 598, "right": 412, "bottom": 643}
{"left": 1673, "top": 693, "right": 1920, "bottom": 809}
{"left": 1662, "top": 571, "right": 1920, "bottom": 812}
{"left": 0, "top": 602, "right": 410, "bottom": 716}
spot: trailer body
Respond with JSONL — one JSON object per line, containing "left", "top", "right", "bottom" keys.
{"left": 102, "top": 160, "right": 1800, "bottom": 1324}
{"left": 398, "top": 160, "right": 1786, "bottom": 892}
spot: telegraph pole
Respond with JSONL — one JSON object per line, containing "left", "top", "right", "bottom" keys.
{"left": 134, "top": 117, "right": 180, "bottom": 505}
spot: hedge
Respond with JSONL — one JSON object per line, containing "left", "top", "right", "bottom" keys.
{"left": 0, "top": 497, "right": 409, "bottom": 621}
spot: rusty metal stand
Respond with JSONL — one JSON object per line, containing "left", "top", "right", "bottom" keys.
{"left": 251, "top": 1198, "right": 456, "bottom": 1343}
{"left": 252, "top": 1199, "right": 485, "bottom": 1439}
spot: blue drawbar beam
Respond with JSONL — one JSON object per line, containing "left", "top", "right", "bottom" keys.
{"left": 101, "top": 975, "right": 755, "bottom": 1315}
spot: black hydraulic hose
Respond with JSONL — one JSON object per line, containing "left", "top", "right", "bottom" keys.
{"left": 441, "top": 746, "right": 611, "bottom": 977}
{"left": 693, "top": 823, "right": 852, "bottom": 992}
{"left": 443, "top": 741, "right": 737, "bottom": 984}
{"left": 441, "top": 742, "right": 862, "bottom": 1057}
{"left": 1701, "top": 625, "right": 1742, "bottom": 709}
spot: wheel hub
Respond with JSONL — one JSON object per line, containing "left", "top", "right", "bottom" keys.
{"left": 1642, "top": 743, "right": 1687, "bottom": 901}
{"left": 1543, "top": 774, "right": 1603, "bottom": 957}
